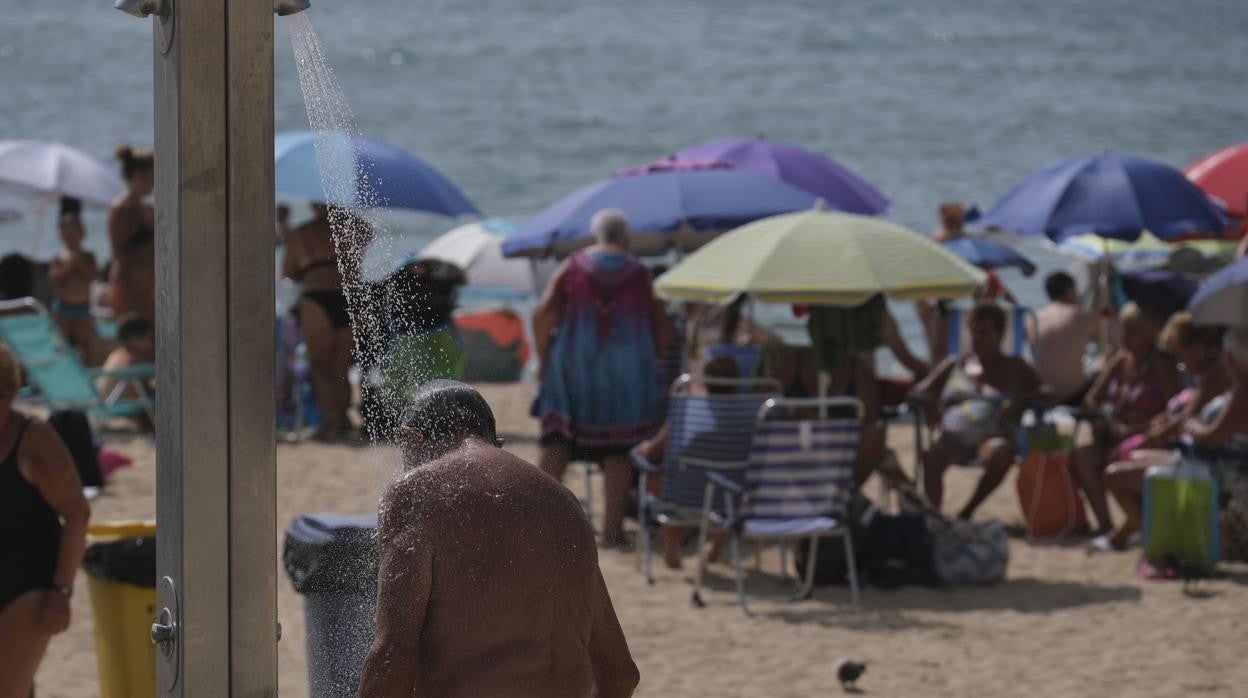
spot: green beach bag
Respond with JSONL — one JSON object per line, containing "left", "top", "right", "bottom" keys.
{"left": 1141, "top": 457, "right": 1221, "bottom": 572}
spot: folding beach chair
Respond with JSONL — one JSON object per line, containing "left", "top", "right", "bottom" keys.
{"left": 944, "top": 303, "right": 1034, "bottom": 360}
{"left": 633, "top": 374, "right": 780, "bottom": 584}
{"left": 692, "top": 396, "right": 863, "bottom": 615}
{"left": 0, "top": 298, "right": 154, "bottom": 423}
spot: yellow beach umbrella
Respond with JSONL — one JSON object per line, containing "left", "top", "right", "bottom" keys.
{"left": 655, "top": 209, "right": 987, "bottom": 305}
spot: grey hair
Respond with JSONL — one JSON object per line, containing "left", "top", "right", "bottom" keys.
{"left": 399, "top": 380, "right": 497, "bottom": 445}
{"left": 1225, "top": 327, "right": 1248, "bottom": 371}
{"left": 591, "top": 208, "right": 631, "bottom": 247}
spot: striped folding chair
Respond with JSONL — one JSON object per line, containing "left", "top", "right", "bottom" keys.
{"left": 692, "top": 397, "right": 863, "bottom": 615}
{"left": 634, "top": 374, "right": 779, "bottom": 584}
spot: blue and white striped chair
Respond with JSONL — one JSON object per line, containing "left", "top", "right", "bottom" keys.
{"left": 634, "top": 374, "right": 780, "bottom": 584}
{"left": 692, "top": 397, "right": 863, "bottom": 614}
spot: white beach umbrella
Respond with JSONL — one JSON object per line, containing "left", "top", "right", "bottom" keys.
{"left": 417, "top": 218, "right": 554, "bottom": 298}
{"left": 0, "top": 140, "right": 125, "bottom": 206}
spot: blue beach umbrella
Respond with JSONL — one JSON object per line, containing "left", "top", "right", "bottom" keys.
{"left": 675, "top": 137, "right": 892, "bottom": 215}
{"left": 274, "top": 131, "right": 478, "bottom": 216}
{"left": 941, "top": 237, "right": 1036, "bottom": 275}
{"left": 1189, "top": 257, "right": 1248, "bottom": 326}
{"left": 974, "top": 152, "right": 1228, "bottom": 242}
{"left": 501, "top": 169, "right": 819, "bottom": 258}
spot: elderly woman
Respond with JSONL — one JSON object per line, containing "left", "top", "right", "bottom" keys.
{"left": 914, "top": 302, "right": 1044, "bottom": 519}
{"left": 0, "top": 343, "right": 90, "bottom": 697}
{"left": 1072, "top": 303, "right": 1179, "bottom": 537}
{"left": 1102, "top": 325, "right": 1247, "bottom": 554}
{"left": 533, "top": 210, "right": 672, "bottom": 546}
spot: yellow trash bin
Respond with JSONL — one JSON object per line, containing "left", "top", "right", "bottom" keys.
{"left": 83, "top": 521, "right": 157, "bottom": 698}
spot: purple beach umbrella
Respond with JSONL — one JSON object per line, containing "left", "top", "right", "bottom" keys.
{"left": 674, "top": 137, "right": 891, "bottom": 215}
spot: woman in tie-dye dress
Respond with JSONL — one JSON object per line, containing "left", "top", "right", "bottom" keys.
{"left": 533, "top": 209, "right": 671, "bottom": 546}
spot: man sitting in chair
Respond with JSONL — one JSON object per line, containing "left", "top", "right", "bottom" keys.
{"left": 359, "top": 380, "right": 639, "bottom": 698}
{"left": 914, "top": 302, "right": 1046, "bottom": 520}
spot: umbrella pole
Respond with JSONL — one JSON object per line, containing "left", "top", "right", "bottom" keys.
{"left": 29, "top": 195, "right": 50, "bottom": 258}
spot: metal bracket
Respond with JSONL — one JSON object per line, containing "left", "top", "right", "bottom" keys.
{"left": 157, "top": 0, "right": 175, "bottom": 56}
{"left": 152, "top": 575, "right": 181, "bottom": 692}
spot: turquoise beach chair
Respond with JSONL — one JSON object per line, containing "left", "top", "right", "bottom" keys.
{"left": 692, "top": 396, "right": 863, "bottom": 615}
{"left": 0, "top": 298, "right": 154, "bottom": 422}
{"left": 633, "top": 373, "right": 780, "bottom": 584}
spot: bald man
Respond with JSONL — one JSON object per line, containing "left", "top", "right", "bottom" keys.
{"left": 359, "top": 380, "right": 639, "bottom": 697}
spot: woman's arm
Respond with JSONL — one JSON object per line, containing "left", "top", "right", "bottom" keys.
{"left": 1083, "top": 351, "right": 1124, "bottom": 411}
{"left": 532, "top": 261, "right": 568, "bottom": 367}
{"left": 882, "top": 309, "right": 928, "bottom": 379}
{"left": 1187, "top": 388, "right": 1248, "bottom": 448}
{"left": 650, "top": 299, "right": 674, "bottom": 357}
{"left": 19, "top": 420, "right": 89, "bottom": 633}
{"left": 281, "top": 228, "right": 301, "bottom": 281}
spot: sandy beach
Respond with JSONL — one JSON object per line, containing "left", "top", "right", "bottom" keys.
{"left": 32, "top": 382, "right": 1248, "bottom": 698}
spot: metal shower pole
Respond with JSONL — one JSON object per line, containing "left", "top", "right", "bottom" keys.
{"left": 121, "top": 0, "right": 282, "bottom": 692}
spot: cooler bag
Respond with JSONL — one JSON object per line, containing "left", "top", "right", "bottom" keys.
{"left": 1142, "top": 458, "right": 1220, "bottom": 570}
{"left": 1016, "top": 428, "right": 1088, "bottom": 538}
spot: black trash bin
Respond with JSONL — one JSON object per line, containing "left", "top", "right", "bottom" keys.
{"left": 283, "top": 513, "right": 379, "bottom": 698}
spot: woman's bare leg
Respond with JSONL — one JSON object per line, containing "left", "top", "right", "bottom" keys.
{"left": 923, "top": 435, "right": 959, "bottom": 511}
{"left": 331, "top": 324, "right": 355, "bottom": 435}
{"left": 601, "top": 453, "right": 633, "bottom": 544}
{"left": 1106, "top": 453, "right": 1170, "bottom": 547}
{"left": 661, "top": 525, "right": 687, "bottom": 569}
{"left": 299, "top": 298, "right": 339, "bottom": 438}
{"left": 539, "top": 439, "right": 571, "bottom": 483}
{"left": 1071, "top": 444, "right": 1113, "bottom": 533}
{"left": 0, "top": 591, "right": 53, "bottom": 698}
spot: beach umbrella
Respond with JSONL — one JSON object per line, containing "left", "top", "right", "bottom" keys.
{"left": 654, "top": 208, "right": 986, "bottom": 305}
{"left": 415, "top": 218, "right": 554, "bottom": 298}
{"left": 0, "top": 140, "right": 124, "bottom": 206}
{"left": 1057, "top": 231, "right": 1236, "bottom": 272}
{"left": 942, "top": 237, "right": 1036, "bottom": 275}
{"left": 1189, "top": 257, "right": 1248, "bottom": 326}
{"left": 274, "top": 131, "right": 478, "bottom": 216}
{"left": 673, "top": 137, "right": 891, "bottom": 215}
{"left": 501, "top": 169, "right": 818, "bottom": 259}
{"left": 974, "top": 152, "right": 1228, "bottom": 242}
{"left": 1120, "top": 269, "right": 1199, "bottom": 320}
{"left": 1186, "top": 143, "right": 1248, "bottom": 218}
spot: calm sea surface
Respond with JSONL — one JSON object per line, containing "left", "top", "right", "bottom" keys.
{"left": 2, "top": 0, "right": 1246, "bottom": 351}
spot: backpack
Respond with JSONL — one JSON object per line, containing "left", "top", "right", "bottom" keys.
{"left": 48, "top": 410, "right": 102, "bottom": 488}
{"left": 793, "top": 492, "right": 874, "bottom": 586}
{"left": 862, "top": 512, "right": 939, "bottom": 589}
{"left": 1016, "top": 427, "right": 1088, "bottom": 538}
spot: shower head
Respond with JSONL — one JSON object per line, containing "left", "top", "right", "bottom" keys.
{"left": 274, "top": 0, "right": 310, "bottom": 16}
{"left": 114, "top": 0, "right": 167, "bottom": 17}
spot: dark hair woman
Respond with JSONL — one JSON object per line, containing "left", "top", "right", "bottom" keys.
{"left": 107, "top": 145, "right": 156, "bottom": 321}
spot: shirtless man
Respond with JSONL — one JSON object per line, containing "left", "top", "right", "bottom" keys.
{"left": 359, "top": 380, "right": 639, "bottom": 698}
{"left": 1026, "top": 271, "right": 1101, "bottom": 406}
{"left": 49, "top": 199, "right": 98, "bottom": 361}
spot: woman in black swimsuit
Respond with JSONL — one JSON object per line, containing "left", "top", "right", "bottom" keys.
{"left": 0, "top": 344, "right": 90, "bottom": 696}
{"left": 107, "top": 145, "right": 156, "bottom": 321}
{"left": 282, "top": 202, "right": 372, "bottom": 439}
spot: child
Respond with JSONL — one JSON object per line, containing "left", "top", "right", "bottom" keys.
{"left": 49, "top": 197, "right": 98, "bottom": 359}
{"left": 97, "top": 314, "right": 156, "bottom": 412}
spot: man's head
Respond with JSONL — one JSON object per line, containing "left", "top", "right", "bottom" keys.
{"left": 399, "top": 380, "right": 500, "bottom": 464}
{"left": 703, "top": 355, "right": 741, "bottom": 394}
{"left": 591, "top": 209, "right": 630, "bottom": 248}
{"left": 939, "top": 202, "right": 965, "bottom": 232}
{"left": 276, "top": 204, "right": 291, "bottom": 225}
{"left": 1044, "top": 271, "right": 1078, "bottom": 304}
{"left": 118, "top": 314, "right": 155, "bottom": 359}
{"left": 968, "top": 301, "right": 1007, "bottom": 359}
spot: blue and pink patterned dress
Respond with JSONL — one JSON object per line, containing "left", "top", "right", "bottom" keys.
{"left": 540, "top": 249, "right": 658, "bottom": 456}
